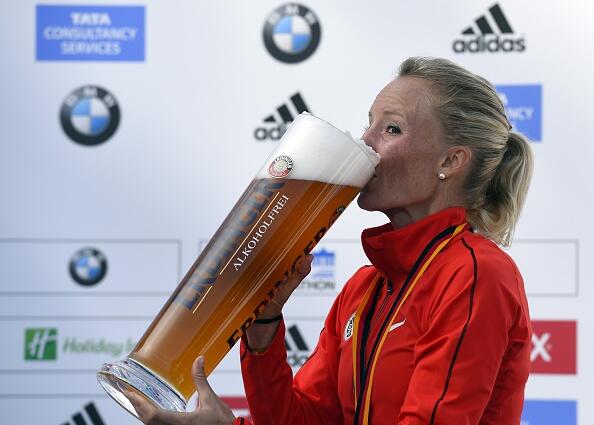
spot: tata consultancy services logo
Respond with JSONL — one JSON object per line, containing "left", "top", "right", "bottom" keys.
{"left": 530, "top": 320, "right": 576, "bottom": 374}
{"left": 36, "top": 5, "right": 145, "bottom": 61}
{"left": 453, "top": 4, "right": 525, "bottom": 53}
{"left": 521, "top": 400, "right": 577, "bottom": 425}
{"left": 69, "top": 247, "right": 108, "bottom": 286}
{"left": 263, "top": 4, "right": 321, "bottom": 64}
{"left": 496, "top": 85, "right": 542, "bottom": 142}
{"left": 24, "top": 328, "right": 58, "bottom": 360}
{"left": 60, "top": 85, "right": 120, "bottom": 146}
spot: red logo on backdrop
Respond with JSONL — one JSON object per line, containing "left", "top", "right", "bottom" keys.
{"left": 222, "top": 397, "right": 251, "bottom": 421}
{"left": 530, "top": 320, "right": 576, "bottom": 374}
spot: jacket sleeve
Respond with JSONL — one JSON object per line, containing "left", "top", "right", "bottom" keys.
{"left": 238, "top": 292, "right": 344, "bottom": 425}
{"left": 398, "top": 241, "right": 528, "bottom": 425}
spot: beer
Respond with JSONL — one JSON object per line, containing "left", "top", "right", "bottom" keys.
{"left": 97, "top": 113, "right": 379, "bottom": 416}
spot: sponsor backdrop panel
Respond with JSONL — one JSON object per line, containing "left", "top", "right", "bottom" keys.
{"left": 0, "top": 239, "right": 181, "bottom": 294}
{"left": 0, "top": 398, "right": 250, "bottom": 425}
{"left": 505, "top": 240, "right": 579, "bottom": 297}
{"left": 0, "top": 0, "right": 593, "bottom": 424}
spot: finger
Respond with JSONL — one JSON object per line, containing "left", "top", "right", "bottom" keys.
{"left": 127, "top": 393, "right": 190, "bottom": 425}
{"left": 257, "top": 255, "right": 315, "bottom": 317}
{"left": 126, "top": 392, "right": 159, "bottom": 424}
{"left": 268, "top": 255, "right": 312, "bottom": 308}
{"left": 297, "top": 254, "right": 314, "bottom": 276}
{"left": 191, "top": 356, "right": 214, "bottom": 402}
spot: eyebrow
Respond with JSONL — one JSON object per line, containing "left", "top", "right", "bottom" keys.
{"left": 368, "top": 110, "right": 407, "bottom": 122}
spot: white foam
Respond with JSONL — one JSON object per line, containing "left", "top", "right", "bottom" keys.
{"left": 256, "top": 113, "right": 380, "bottom": 188}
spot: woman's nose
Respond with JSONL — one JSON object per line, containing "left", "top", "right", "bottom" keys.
{"left": 362, "top": 127, "right": 377, "bottom": 150}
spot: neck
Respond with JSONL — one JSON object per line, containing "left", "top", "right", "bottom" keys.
{"left": 385, "top": 206, "right": 430, "bottom": 229}
{"left": 385, "top": 197, "right": 465, "bottom": 229}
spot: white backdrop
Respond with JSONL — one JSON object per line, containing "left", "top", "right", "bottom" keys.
{"left": 1, "top": 1, "right": 593, "bottom": 424}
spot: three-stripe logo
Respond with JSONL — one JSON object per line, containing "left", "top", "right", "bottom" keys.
{"left": 461, "top": 4, "right": 513, "bottom": 36}
{"left": 453, "top": 3, "right": 525, "bottom": 53}
{"left": 253, "top": 92, "right": 310, "bottom": 141}
{"left": 285, "top": 324, "right": 311, "bottom": 367}
{"left": 60, "top": 402, "right": 106, "bottom": 425}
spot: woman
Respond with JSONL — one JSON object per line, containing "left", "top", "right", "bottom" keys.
{"left": 128, "top": 57, "right": 534, "bottom": 425}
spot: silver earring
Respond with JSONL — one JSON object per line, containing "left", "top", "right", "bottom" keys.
{"left": 438, "top": 172, "right": 446, "bottom": 180}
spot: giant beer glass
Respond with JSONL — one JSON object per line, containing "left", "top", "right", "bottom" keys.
{"left": 97, "top": 113, "right": 380, "bottom": 416}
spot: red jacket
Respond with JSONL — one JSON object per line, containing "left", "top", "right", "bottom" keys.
{"left": 234, "top": 207, "right": 531, "bottom": 425}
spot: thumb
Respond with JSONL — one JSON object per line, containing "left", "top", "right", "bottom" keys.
{"left": 192, "top": 356, "right": 214, "bottom": 402}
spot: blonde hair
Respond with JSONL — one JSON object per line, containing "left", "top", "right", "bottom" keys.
{"left": 399, "top": 57, "right": 533, "bottom": 246}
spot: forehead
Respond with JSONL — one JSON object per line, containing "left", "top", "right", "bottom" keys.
{"left": 370, "top": 76, "right": 435, "bottom": 121}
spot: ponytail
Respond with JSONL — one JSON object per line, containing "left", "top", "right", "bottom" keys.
{"left": 470, "top": 131, "right": 534, "bottom": 246}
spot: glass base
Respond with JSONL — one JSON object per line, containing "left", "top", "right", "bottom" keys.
{"left": 97, "top": 359, "right": 186, "bottom": 418}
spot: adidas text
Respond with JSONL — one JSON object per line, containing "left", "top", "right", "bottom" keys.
{"left": 453, "top": 35, "right": 526, "bottom": 53}
{"left": 287, "top": 352, "right": 309, "bottom": 368}
{"left": 254, "top": 124, "right": 287, "bottom": 141}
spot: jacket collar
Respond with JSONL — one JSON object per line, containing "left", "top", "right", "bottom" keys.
{"left": 361, "top": 207, "right": 467, "bottom": 280}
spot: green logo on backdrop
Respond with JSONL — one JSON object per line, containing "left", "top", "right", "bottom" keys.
{"left": 24, "top": 327, "right": 136, "bottom": 360}
{"left": 24, "top": 328, "right": 58, "bottom": 360}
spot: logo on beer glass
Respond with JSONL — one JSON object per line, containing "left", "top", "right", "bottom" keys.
{"left": 329, "top": 205, "right": 346, "bottom": 227}
{"left": 268, "top": 155, "right": 294, "bottom": 178}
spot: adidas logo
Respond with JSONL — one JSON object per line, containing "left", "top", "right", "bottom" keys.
{"left": 285, "top": 324, "right": 311, "bottom": 367}
{"left": 452, "top": 3, "right": 525, "bottom": 53}
{"left": 60, "top": 402, "right": 106, "bottom": 425}
{"left": 253, "top": 92, "right": 311, "bottom": 141}
{"left": 461, "top": 4, "right": 513, "bottom": 35}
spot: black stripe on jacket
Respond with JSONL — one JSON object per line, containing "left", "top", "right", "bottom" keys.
{"left": 429, "top": 238, "right": 478, "bottom": 424}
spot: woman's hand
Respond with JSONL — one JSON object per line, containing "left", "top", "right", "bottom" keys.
{"left": 245, "top": 254, "right": 313, "bottom": 351}
{"left": 261, "top": 254, "right": 314, "bottom": 318}
{"left": 127, "top": 356, "right": 235, "bottom": 425}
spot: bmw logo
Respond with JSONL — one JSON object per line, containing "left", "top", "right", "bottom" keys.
{"left": 60, "top": 85, "right": 120, "bottom": 146}
{"left": 69, "top": 247, "right": 108, "bottom": 286}
{"left": 263, "top": 3, "right": 321, "bottom": 64}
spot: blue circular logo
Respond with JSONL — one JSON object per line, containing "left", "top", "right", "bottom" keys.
{"left": 60, "top": 86, "right": 120, "bottom": 146}
{"left": 263, "top": 4, "right": 321, "bottom": 64}
{"left": 69, "top": 247, "right": 108, "bottom": 286}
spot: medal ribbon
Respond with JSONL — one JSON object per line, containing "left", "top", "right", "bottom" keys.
{"left": 351, "top": 223, "right": 467, "bottom": 425}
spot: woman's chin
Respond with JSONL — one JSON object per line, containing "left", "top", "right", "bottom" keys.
{"left": 356, "top": 192, "right": 374, "bottom": 211}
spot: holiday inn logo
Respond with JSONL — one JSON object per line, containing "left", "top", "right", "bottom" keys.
{"left": 23, "top": 327, "right": 137, "bottom": 361}
{"left": 24, "top": 328, "right": 58, "bottom": 360}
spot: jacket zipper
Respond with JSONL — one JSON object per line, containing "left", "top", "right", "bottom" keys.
{"left": 369, "top": 279, "right": 393, "bottom": 330}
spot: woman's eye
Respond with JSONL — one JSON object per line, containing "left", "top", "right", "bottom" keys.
{"left": 387, "top": 124, "right": 401, "bottom": 135}
{"left": 363, "top": 124, "right": 370, "bottom": 132}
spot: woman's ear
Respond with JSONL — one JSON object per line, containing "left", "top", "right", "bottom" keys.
{"left": 438, "top": 146, "right": 472, "bottom": 178}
